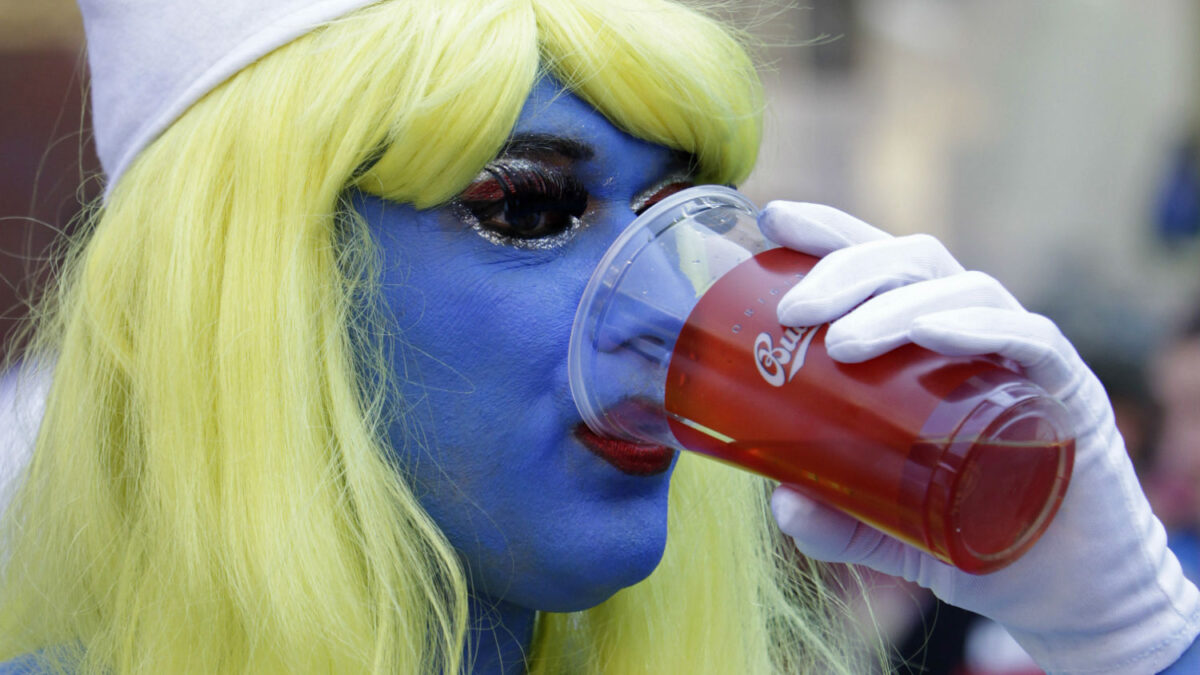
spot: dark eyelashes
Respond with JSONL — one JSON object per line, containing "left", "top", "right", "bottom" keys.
{"left": 457, "top": 159, "right": 590, "bottom": 249}
{"left": 462, "top": 159, "right": 588, "bottom": 222}
{"left": 632, "top": 178, "right": 694, "bottom": 216}
{"left": 454, "top": 155, "right": 698, "bottom": 251}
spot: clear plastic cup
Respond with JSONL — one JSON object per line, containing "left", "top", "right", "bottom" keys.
{"left": 568, "top": 185, "right": 1074, "bottom": 574}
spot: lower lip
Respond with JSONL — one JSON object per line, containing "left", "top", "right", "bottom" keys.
{"left": 573, "top": 424, "right": 676, "bottom": 476}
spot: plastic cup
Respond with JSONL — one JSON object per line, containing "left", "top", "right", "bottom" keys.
{"left": 568, "top": 185, "right": 1074, "bottom": 574}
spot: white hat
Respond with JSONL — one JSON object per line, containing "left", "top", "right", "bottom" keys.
{"left": 79, "top": 0, "right": 380, "bottom": 195}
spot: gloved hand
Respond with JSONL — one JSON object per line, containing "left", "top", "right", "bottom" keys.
{"left": 760, "top": 201, "right": 1200, "bottom": 675}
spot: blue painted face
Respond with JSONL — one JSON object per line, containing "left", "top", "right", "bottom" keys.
{"left": 354, "top": 78, "right": 696, "bottom": 612}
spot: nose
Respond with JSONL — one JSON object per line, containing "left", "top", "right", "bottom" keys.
{"left": 593, "top": 219, "right": 756, "bottom": 359}
{"left": 569, "top": 187, "right": 764, "bottom": 440}
{"left": 571, "top": 217, "right": 757, "bottom": 439}
{"left": 577, "top": 227, "right": 695, "bottom": 439}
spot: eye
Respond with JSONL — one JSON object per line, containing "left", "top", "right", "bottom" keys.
{"left": 457, "top": 159, "right": 589, "bottom": 247}
{"left": 632, "top": 176, "right": 695, "bottom": 215}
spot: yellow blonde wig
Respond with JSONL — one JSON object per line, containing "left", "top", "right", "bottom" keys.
{"left": 0, "top": 0, "right": 864, "bottom": 672}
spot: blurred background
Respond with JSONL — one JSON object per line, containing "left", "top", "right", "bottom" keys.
{"left": 4, "top": 1, "right": 1200, "bottom": 673}
{"left": 0, "top": 0, "right": 94, "bottom": 358}
{"left": 744, "top": 0, "right": 1200, "bottom": 367}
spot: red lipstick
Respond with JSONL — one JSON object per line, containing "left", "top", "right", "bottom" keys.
{"left": 573, "top": 424, "right": 676, "bottom": 476}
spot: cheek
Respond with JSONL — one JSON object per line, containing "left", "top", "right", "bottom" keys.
{"left": 376, "top": 265, "right": 575, "bottom": 545}
{"left": 410, "top": 272, "right": 575, "bottom": 397}
{"left": 377, "top": 242, "right": 587, "bottom": 459}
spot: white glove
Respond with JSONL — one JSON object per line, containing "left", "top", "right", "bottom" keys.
{"left": 760, "top": 201, "right": 1200, "bottom": 675}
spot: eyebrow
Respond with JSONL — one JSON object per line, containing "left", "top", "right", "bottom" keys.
{"left": 501, "top": 133, "right": 595, "bottom": 160}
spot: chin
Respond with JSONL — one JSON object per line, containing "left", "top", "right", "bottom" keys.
{"left": 532, "top": 539, "right": 669, "bottom": 613}
{"left": 485, "top": 507, "right": 672, "bottom": 613}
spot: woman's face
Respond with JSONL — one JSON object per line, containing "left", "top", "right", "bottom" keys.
{"left": 355, "top": 78, "right": 695, "bottom": 611}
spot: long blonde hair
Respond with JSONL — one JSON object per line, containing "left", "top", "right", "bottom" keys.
{"left": 0, "top": 1, "right": 863, "bottom": 672}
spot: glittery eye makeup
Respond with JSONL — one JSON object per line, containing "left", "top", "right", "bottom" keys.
{"left": 456, "top": 158, "right": 590, "bottom": 250}
{"left": 452, "top": 133, "right": 696, "bottom": 251}
{"left": 630, "top": 172, "right": 695, "bottom": 215}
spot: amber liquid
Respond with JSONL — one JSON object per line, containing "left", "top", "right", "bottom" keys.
{"left": 663, "top": 248, "right": 1073, "bottom": 572}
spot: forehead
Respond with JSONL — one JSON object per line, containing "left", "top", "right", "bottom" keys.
{"left": 513, "top": 78, "right": 653, "bottom": 155}
{"left": 515, "top": 78, "right": 610, "bottom": 134}
{"left": 510, "top": 77, "right": 681, "bottom": 189}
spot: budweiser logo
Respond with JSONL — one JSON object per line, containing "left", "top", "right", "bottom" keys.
{"left": 754, "top": 326, "right": 818, "bottom": 387}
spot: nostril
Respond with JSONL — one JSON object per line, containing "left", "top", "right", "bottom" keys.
{"left": 624, "top": 334, "right": 670, "bottom": 366}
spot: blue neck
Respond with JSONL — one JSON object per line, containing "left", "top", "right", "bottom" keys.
{"left": 465, "top": 595, "right": 536, "bottom": 675}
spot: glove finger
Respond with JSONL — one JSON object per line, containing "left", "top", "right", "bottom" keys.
{"left": 823, "top": 271, "right": 1024, "bottom": 363}
{"left": 771, "top": 488, "right": 970, "bottom": 601}
{"left": 771, "top": 485, "right": 903, "bottom": 570}
{"left": 758, "top": 202, "right": 892, "bottom": 256}
{"left": 777, "top": 233, "right": 967, "bottom": 327}
{"left": 907, "top": 307, "right": 1084, "bottom": 399}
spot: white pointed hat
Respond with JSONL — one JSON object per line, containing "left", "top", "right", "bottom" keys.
{"left": 80, "top": 0, "right": 380, "bottom": 194}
